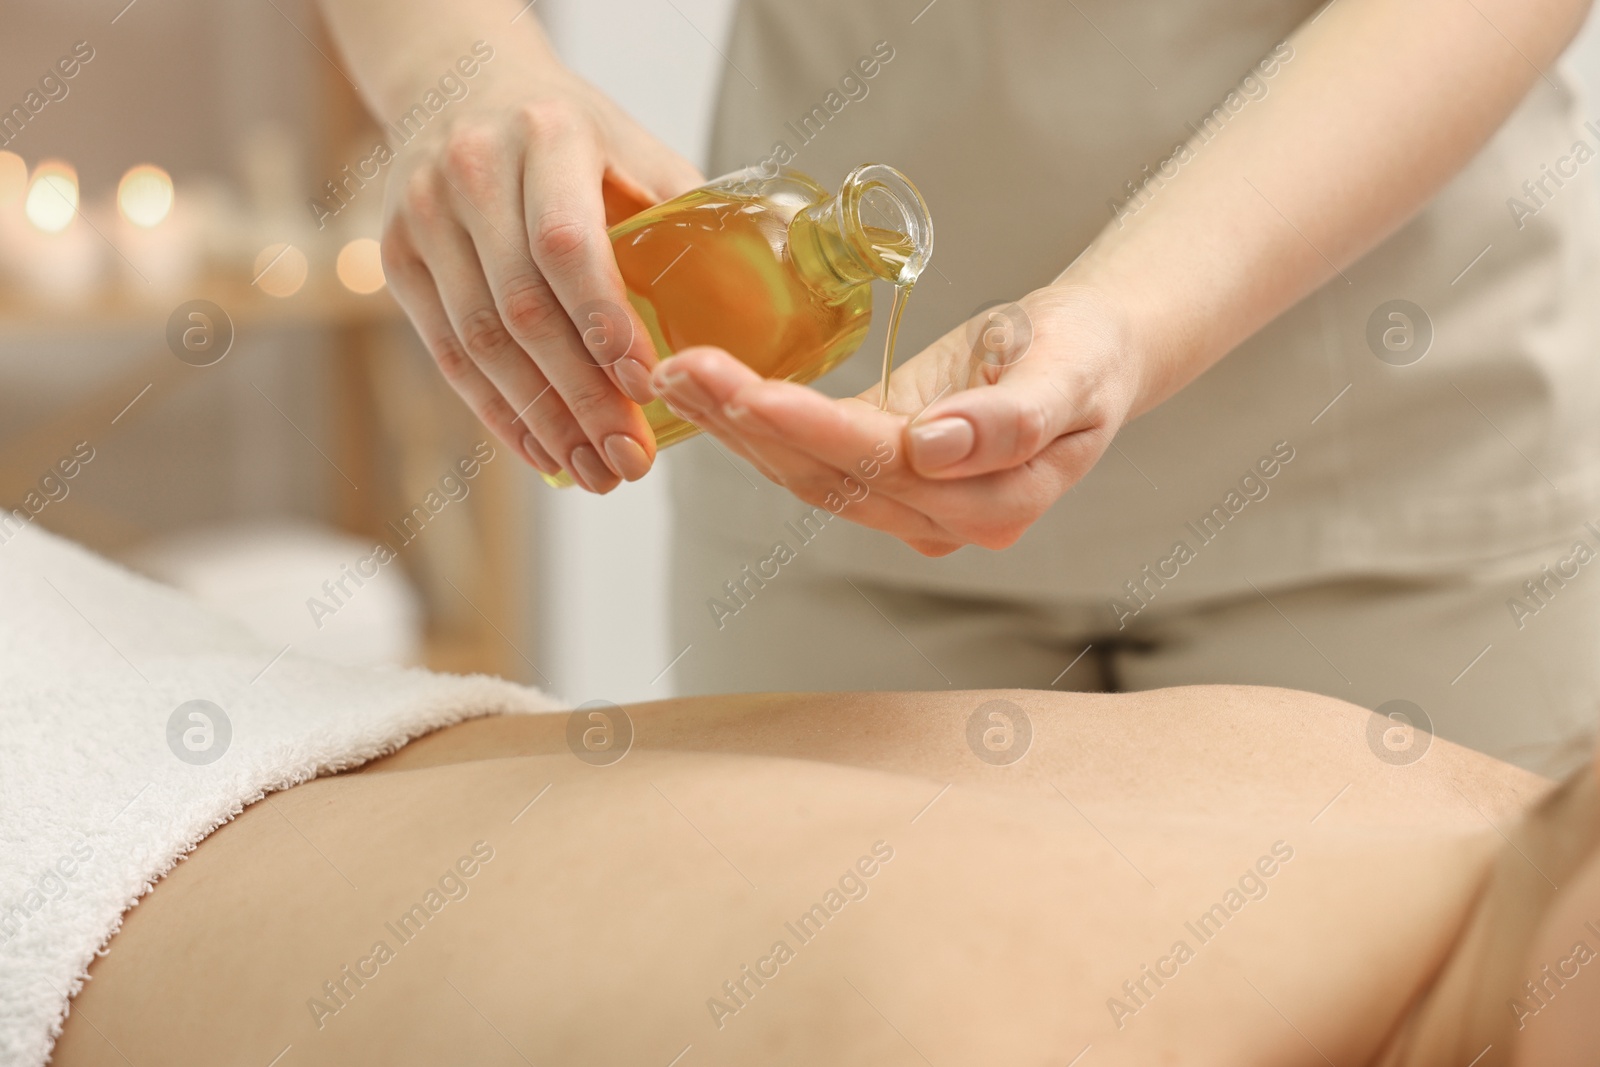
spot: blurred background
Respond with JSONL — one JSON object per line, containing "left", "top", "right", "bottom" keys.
{"left": 0, "top": 0, "right": 734, "bottom": 706}
{"left": 1, "top": 0, "right": 1598, "bottom": 706}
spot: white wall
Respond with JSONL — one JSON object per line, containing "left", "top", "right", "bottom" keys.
{"left": 534, "top": 0, "right": 736, "bottom": 707}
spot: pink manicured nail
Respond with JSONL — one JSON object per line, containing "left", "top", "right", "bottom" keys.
{"left": 616, "top": 358, "right": 656, "bottom": 404}
{"left": 662, "top": 398, "right": 703, "bottom": 421}
{"left": 569, "top": 444, "right": 620, "bottom": 494}
{"left": 909, "top": 417, "right": 975, "bottom": 471}
{"left": 603, "top": 433, "right": 652, "bottom": 481}
{"left": 723, "top": 402, "right": 768, "bottom": 431}
{"left": 658, "top": 372, "right": 714, "bottom": 414}
{"left": 653, "top": 363, "right": 687, "bottom": 391}
{"left": 521, "top": 434, "right": 555, "bottom": 475}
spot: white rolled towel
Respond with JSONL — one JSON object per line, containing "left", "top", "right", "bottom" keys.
{"left": 0, "top": 522, "right": 559, "bottom": 1066}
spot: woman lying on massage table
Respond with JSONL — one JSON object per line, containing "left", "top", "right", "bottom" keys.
{"left": 51, "top": 685, "right": 1598, "bottom": 1066}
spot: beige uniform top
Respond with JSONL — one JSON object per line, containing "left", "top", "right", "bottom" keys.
{"left": 673, "top": 0, "right": 1600, "bottom": 613}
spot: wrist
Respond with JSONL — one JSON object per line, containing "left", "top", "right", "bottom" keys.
{"left": 1036, "top": 277, "right": 1146, "bottom": 430}
{"left": 367, "top": 34, "right": 561, "bottom": 122}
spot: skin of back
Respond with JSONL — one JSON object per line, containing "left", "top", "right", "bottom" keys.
{"left": 50, "top": 686, "right": 1571, "bottom": 1067}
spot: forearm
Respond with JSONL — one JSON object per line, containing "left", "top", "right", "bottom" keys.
{"left": 1066, "top": 0, "right": 1593, "bottom": 418}
{"left": 315, "top": 0, "right": 562, "bottom": 118}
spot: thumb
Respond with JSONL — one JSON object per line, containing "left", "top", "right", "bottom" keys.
{"left": 906, "top": 324, "right": 1093, "bottom": 479}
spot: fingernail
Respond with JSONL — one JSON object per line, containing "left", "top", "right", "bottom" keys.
{"left": 653, "top": 363, "right": 687, "bottom": 391}
{"left": 603, "top": 433, "right": 652, "bottom": 481}
{"left": 723, "top": 402, "right": 767, "bottom": 431}
{"left": 657, "top": 371, "right": 714, "bottom": 413}
{"left": 569, "top": 444, "right": 620, "bottom": 494}
{"left": 521, "top": 434, "right": 554, "bottom": 475}
{"left": 662, "top": 397, "right": 703, "bottom": 421}
{"left": 616, "top": 358, "right": 656, "bottom": 404}
{"left": 910, "top": 417, "right": 975, "bottom": 471}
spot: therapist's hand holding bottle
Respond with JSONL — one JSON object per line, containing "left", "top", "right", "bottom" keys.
{"left": 320, "top": 0, "right": 1589, "bottom": 538}
{"left": 319, "top": 0, "right": 702, "bottom": 492}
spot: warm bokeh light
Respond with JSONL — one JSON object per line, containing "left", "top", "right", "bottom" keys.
{"left": 24, "top": 160, "right": 78, "bottom": 233}
{"left": 0, "top": 151, "right": 27, "bottom": 206}
{"left": 117, "top": 164, "right": 175, "bottom": 227}
{"left": 336, "top": 237, "right": 386, "bottom": 294}
{"left": 253, "top": 242, "right": 309, "bottom": 298}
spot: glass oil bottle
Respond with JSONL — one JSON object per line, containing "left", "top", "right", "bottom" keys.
{"left": 543, "top": 162, "right": 933, "bottom": 487}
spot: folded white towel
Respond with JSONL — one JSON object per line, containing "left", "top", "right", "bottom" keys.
{"left": 0, "top": 524, "right": 559, "bottom": 1066}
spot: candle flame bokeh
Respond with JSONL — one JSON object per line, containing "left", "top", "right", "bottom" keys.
{"left": 117, "top": 164, "right": 175, "bottom": 228}
{"left": 336, "top": 238, "right": 386, "bottom": 294}
{"left": 24, "top": 160, "right": 78, "bottom": 233}
{"left": 253, "top": 242, "right": 309, "bottom": 298}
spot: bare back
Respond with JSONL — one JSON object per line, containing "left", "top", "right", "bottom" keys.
{"left": 51, "top": 686, "right": 1553, "bottom": 1066}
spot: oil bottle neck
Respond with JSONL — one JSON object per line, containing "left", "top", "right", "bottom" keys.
{"left": 789, "top": 163, "right": 934, "bottom": 298}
